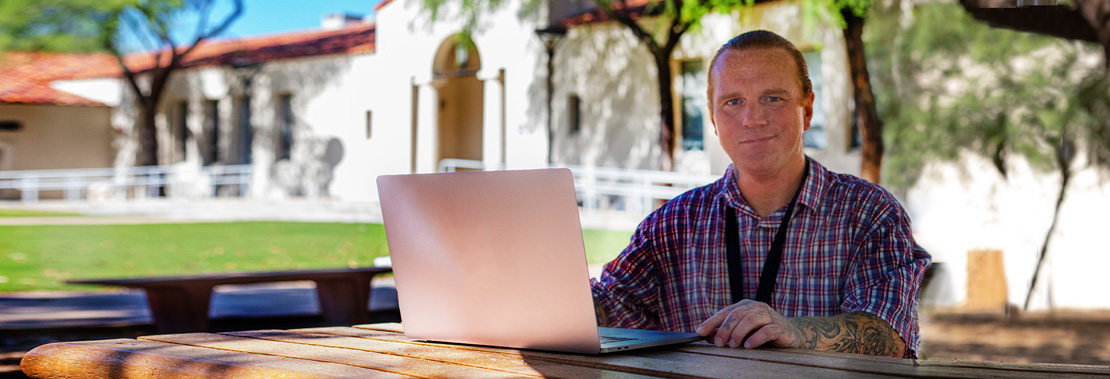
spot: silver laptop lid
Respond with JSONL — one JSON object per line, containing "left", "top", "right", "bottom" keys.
{"left": 377, "top": 168, "right": 602, "bottom": 354}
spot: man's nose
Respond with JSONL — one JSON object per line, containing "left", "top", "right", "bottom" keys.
{"left": 741, "top": 104, "right": 768, "bottom": 128}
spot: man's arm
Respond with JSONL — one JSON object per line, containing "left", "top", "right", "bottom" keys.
{"left": 789, "top": 311, "right": 905, "bottom": 356}
{"left": 696, "top": 300, "right": 905, "bottom": 357}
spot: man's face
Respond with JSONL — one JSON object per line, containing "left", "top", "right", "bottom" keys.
{"left": 708, "top": 47, "right": 814, "bottom": 177}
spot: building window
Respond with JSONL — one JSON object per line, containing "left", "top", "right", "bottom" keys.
{"left": 567, "top": 94, "right": 581, "bottom": 135}
{"left": 204, "top": 100, "right": 220, "bottom": 165}
{"left": 277, "top": 94, "right": 294, "bottom": 161}
{"left": 176, "top": 101, "right": 189, "bottom": 162}
{"left": 680, "top": 60, "right": 706, "bottom": 151}
{"left": 802, "top": 50, "right": 827, "bottom": 149}
{"left": 0, "top": 121, "right": 21, "bottom": 131}
{"left": 238, "top": 96, "right": 252, "bottom": 164}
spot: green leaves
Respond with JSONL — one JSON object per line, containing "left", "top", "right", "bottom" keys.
{"left": 869, "top": 2, "right": 1109, "bottom": 190}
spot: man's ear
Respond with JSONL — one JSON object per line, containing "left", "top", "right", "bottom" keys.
{"left": 802, "top": 91, "right": 815, "bottom": 132}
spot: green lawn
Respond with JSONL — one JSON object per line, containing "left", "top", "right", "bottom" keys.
{"left": 0, "top": 222, "right": 632, "bottom": 292}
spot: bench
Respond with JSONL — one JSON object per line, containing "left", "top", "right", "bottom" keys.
{"left": 67, "top": 266, "right": 392, "bottom": 333}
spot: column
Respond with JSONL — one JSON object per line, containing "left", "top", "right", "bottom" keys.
{"left": 415, "top": 82, "right": 439, "bottom": 174}
{"left": 478, "top": 69, "right": 505, "bottom": 170}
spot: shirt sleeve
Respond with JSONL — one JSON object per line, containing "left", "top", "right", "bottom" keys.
{"left": 590, "top": 214, "right": 665, "bottom": 330}
{"left": 840, "top": 195, "right": 932, "bottom": 357}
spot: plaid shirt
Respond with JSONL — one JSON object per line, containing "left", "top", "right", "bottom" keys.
{"left": 591, "top": 158, "right": 932, "bottom": 355}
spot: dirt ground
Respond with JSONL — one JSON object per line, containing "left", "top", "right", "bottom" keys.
{"left": 920, "top": 308, "right": 1110, "bottom": 366}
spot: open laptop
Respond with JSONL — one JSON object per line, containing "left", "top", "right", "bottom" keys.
{"left": 376, "top": 168, "right": 702, "bottom": 354}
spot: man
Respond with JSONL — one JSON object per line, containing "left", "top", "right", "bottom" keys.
{"left": 590, "top": 30, "right": 932, "bottom": 358}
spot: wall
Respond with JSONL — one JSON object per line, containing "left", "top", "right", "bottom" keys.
{"left": 908, "top": 154, "right": 1110, "bottom": 310}
{"left": 0, "top": 104, "right": 114, "bottom": 171}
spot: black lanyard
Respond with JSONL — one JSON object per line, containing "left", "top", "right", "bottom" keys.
{"left": 724, "top": 159, "right": 809, "bottom": 304}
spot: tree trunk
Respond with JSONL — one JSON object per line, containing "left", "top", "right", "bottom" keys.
{"left": 138, "top": 97, "right": 159, "bottom": 167}
{"left": 1023, "top": 140, "right": 1075, "bottom": 310}
{"left": 655, "top": 50, "right": 677, "bottom": 172}
{"left": 1022, "top": 164, "right": 1071, "bottom": 310}
{"left": 843, "top": 10, "right": 884, "bottom": 184}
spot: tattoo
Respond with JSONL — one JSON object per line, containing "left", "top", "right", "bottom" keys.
{"left": 790, "top": 311, "right": 905, "bottom": 357}
{"left": 593, "top": 296, "right": 609, "bottom": 327}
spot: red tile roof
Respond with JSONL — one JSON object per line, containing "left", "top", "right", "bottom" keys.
{"left": 124, "top": 22, "right": 376, "bottom": 72}
{"left": 0, "top": 52, "right": 120, "bottom": 106}
{"left": 1, "top": 22, "right": 376, "bottom": 106}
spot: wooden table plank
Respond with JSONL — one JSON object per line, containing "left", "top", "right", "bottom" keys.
{"left": 142, "top": 332, "right": 528, "bottom": 378}
{"left": 915, "top": 358, "right": 1110, "bottom": 377}
{"left": 234, "top": 329, "right": 660, "bottom": 379}
{"left": 675, "top": 344, "right": 1110, "bottom": 379}
{"left": 20, "top": 338, "right": 413, "bottom": 379}
{"left": 737, "top": 344, "right": 1109, "bottom": 378}
{"left": 331, "top": 325, "right": 892, "bottom": 378}
{"left": 23, "top": 322, "right": 1110, "bottom": 379}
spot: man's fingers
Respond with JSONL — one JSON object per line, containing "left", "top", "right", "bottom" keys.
{"left": 740, "top": 322, "right": 783, "bottom": 349}
{"left": 696, "top": 303, "right": 740, "bottom": 336}
{"left": 723, "top": 309, "right": 772, "bottom": 348}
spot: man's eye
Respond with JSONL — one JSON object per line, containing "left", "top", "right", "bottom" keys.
{"left": 725, "top": 99, "right": 739, "bottom": 106}
{"left": 766, "top": 96, "right": 783, "bottom": 102}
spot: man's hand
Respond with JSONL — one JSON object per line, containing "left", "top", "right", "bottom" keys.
{"left": 593, "top": 296, "right": 609, "bottom": 327}
{"left": 696, "top": 300, "right": 807, "bottom": 349}
{"left": 696, "top": 301, "right": 907, "bottom": 357}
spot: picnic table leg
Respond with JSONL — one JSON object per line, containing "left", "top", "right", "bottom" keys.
{"left": 314, "top": 274, "right": 372, "bottom": 325}
{"left": 143, "top": 285, "right": 214, "bottom": 333}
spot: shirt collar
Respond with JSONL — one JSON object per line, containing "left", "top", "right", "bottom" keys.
{"left": 718, "top": 156, "right": 827, "bottom": 218}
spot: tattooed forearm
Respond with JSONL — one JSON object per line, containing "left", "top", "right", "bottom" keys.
{"left": 790, "top": 311, "right": 905, "bottom": 357}
{"left": 593, "top": 297, "right": 609, "bottom": 327}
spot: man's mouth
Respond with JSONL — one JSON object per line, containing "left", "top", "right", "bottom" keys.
{"left": 741, "top": 135, "right": 775, "bottom": 144}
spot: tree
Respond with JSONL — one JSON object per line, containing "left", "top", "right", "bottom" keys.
{"left": 803, "top": 0, "right": 885, "bottom": 183}
{"left": 959, "top": 0, "right": 1110, "bottom": 97}
{"left": 0, "top": 0, "right": 243, "bottom": 167}
{"left": 872, "top": 2, "right": 1110, "bottom": 310}
{"left": 422, "top": 0, "right": 759, "bottom": 171}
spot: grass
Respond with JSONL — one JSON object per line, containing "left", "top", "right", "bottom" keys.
{"left": 0, "top": 222, "right": 633, "bottom": 292}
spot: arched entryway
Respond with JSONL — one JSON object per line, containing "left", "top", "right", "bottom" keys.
{"left": 432, "top": 34, "right": 484, "bottom": 167}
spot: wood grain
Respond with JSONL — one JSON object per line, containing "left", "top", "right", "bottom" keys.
{"left": 20, "top": 338, "right": 410, "bottom": 379}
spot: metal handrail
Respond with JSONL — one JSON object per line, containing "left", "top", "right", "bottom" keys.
{"left": 438, "top": 159, "right": 719, "bottom": 215}
{"left": 0, "top": 164, "right": 252, "bottom": 202}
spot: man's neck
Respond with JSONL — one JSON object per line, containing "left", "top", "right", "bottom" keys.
{"left": 734, "top": 157, "right": 808, "bottom": 218}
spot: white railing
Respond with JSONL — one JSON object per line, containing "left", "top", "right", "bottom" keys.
{"left": 0, "top": 164, "right": 252, "bottom": 202}
{"left": 438, "top": 159, "right": 719, "bottom": 215}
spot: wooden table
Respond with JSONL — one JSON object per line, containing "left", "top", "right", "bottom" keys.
{"left": 68, "top": 267, "right": 392, "bottom": 333}
{"left": 20, "top": 323, "right": 1108, "bottom": 378}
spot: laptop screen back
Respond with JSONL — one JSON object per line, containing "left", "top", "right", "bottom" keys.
{"left": 377, "top": 169, "right": 602, "bottom": 354}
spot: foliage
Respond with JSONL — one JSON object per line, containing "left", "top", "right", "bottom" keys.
{"left": 868, "top": 2, "right": 1110, "bottom": 191}
{"left": 0, "top": 222, "right": 632, "bottom": 292}
{"left": 0, "top": 0, "right": 236, "bottom": 54}
{"left": 0, "top": 0, "right": 109, "bottom": 52}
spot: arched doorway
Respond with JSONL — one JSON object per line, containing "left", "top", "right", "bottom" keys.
{"left": 432, "top": 34, "right": 484, "bottom": 167}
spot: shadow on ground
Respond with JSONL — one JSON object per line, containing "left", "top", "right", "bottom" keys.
{"left": 921, "top": 309, "right": 1110, "bottom": 365}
